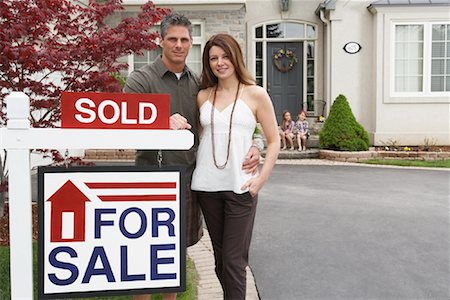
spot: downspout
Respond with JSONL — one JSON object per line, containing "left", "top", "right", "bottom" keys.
{"left": 319, "top": 8, "right": 331, "bottom": 117}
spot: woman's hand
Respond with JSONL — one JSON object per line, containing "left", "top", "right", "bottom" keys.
{"left": 242, "top": 146, "right": 260, "bottom": 175}
{"left": 241, "top": 176, "right": 266, "bottom": 197}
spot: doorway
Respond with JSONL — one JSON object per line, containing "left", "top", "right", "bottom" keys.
{"left": 267, "top": 42, "right": 303, "bottom": 123}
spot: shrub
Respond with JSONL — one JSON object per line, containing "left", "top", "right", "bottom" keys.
{"left": 319, "top": 94, "right": 370, "bottom": 151}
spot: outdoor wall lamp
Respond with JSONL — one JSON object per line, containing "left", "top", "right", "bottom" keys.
{"left": 280, "top": 0, "right": 290, "bottom": 12}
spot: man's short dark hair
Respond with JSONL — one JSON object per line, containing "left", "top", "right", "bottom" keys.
{"left": 160, "top": 13, "right": 192, "bottom": 39}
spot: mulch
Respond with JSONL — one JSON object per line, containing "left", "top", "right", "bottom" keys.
{"left": 0, "top": 202, "right": 38, "bottom": 246}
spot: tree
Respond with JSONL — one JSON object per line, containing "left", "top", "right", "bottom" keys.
{"left": 319, "top": 94, "right": 370, "bottom": 151}
{"left": 0, "top": 0, "right": 169, "bottom": 199}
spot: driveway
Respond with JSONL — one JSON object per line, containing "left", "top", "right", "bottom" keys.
{"left": 250, "top": 164, "right": 449, "bottom": 300}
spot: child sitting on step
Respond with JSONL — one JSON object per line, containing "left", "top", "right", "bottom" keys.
{"left": 280, "top": 110, "right": 295, "bottom": 151}
{"left": 295, "top": 110, "right": 310, "bottom": 151}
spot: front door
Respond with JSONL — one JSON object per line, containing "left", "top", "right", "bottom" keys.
{"left": 267, "top": 42, "right": 303, "bottom": 123}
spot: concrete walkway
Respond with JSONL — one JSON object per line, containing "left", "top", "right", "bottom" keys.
{"left": 187, "top": 230, "right": 259, "bottom": 300}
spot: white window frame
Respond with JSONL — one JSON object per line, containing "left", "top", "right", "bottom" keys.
{"left": 389, "top": 21, "right": 450, "bottom": 101}
{"left": 127, "top": 20, "right": 205, "bottom": 75}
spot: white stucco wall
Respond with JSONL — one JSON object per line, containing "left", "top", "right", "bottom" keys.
{"left": 372, "top": 6, "right": 450, "bottom": 145}
{"left": 327, "top": 1, "right": 376, "bottom": 141}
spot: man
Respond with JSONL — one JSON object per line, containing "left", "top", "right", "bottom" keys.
{"left": 124, "top": 13, "right": 260, "bottom": 300}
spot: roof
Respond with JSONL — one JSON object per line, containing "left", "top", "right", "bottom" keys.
{"left": 368, "top": 0, "right": 450, "bottom": 12}
{"left": 369, "top": 0, "right": 450, "bottom": 7}
{"left": 315, "top": 0, "right": 336, "bottom": 15}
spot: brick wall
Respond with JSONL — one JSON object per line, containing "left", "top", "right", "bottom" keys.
{"left": 108, "top": 7, "right": 247, "bottom": 50}
{"left": 319, "top": 150, "right": 450, "bottom": 162}
{"left": 176, "top": 7, "right": 246, "bottom": 51}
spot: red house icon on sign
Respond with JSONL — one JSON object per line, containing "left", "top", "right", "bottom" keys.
{"left": 47, "top": 180, "right": 90, "bottom": 242}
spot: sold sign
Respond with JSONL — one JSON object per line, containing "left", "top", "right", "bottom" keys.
{"left": 61, "top": 92, "right": 170, "bottom": 129}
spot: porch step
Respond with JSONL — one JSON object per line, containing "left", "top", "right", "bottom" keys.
{"left": 307, "top": 135, "right": 319, "bottom": 148}
{"left": 262, "top": 148, "right": 319, "bottom": 159}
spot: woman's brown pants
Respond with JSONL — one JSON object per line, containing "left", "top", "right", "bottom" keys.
{"left": 196, "top": 191, "right": 258, "bottom": 300}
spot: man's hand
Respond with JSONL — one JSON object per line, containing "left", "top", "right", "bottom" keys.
{"left": 242, "top": 146, "right": 260, "bottom": 175}
{"left": 170, "top": 113, "right": 192, "bottom": 130}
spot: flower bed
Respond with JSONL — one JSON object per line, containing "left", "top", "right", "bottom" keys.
{"left": 0, "top": 202, "right": 38, "bottom": 246}
{"left": 320, "top": 149, "right": 450, "bottom": 163}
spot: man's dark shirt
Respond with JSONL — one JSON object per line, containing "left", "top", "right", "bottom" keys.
{"left": 124, "top": 56, "right": 200, "bottom": 178}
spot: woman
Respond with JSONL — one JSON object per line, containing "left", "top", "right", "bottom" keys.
{"left": 191, "top": 33, "right": 279, "bottom": 299}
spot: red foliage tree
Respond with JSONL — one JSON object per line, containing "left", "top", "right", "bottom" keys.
{"left": 0, "top": 0, "right": 169, "bottom": 196}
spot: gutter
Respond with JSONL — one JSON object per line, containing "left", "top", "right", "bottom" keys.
{"left": 368, "top": 2, "right": 450, "bottom": 13}
{"left": 316, "top": 0, "right": 335, "bottom": 116}
{"left": 315, "top": 0, "right": 336, "bottom": 15}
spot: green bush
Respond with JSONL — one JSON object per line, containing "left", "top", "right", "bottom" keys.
{"left": 319, "top": 94, "right": 370, "bottom": 151}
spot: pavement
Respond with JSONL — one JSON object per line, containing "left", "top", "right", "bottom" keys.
{"left": 251, "top": 160, "right": 449, "bottom": 300}
{"left": 188, "top": 159, "right": 449, "bottom": 299}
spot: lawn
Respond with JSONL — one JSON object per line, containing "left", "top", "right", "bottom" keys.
{"left": 360, "top": 158, "right": 450, "bottom": 168}
{"left": 0, "top": 243, "right": 197, "bottom": 300}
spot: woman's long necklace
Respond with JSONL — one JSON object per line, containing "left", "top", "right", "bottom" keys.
{"left": 210, "top": 82, "right": 240, "bottom": 169}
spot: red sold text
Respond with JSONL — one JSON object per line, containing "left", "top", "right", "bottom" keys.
{"left": 61, "top": 92, "right": 170, "bottom": 129}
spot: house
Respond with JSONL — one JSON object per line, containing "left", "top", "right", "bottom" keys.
{"left": 114, "top": 0, "right": 450, "bottom": 146}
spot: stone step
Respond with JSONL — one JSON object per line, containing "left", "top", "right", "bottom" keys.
{"left": 261, "top": 135, "right": 319, "bottom": 149}
{"left": 262, "top": 148, "right": 320, "bottom": 159}
{"left": 307, "top": 135, "right": 319, "bottom": 148}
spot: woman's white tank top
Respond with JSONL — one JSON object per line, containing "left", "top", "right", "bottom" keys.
{"left": 191, "top": 87, "right": 257, "bottom": 194}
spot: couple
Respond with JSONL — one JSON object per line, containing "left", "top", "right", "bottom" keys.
{"left": 125, "top": 13, "right": 279, "bottom": 300}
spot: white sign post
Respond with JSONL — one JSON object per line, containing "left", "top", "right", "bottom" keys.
{"left": 0, "top": 92, "right": 193, "bottom": 299}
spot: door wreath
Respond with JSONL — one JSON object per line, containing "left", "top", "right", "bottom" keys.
{"left": 273, "top": 49, "right": 298, "bottom": 73}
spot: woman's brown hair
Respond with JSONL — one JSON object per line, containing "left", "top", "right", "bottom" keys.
{"left": 200, "top": 33, "right": 255, "bottom": 89}
{"left": 280, "top": 110, "right": 291, "bottom": 131}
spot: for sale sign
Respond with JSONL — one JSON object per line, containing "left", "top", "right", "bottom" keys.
{"left": 61, "top": 92, "right": 170, "bottom": 129}
{"left": 38, "top": 166, "right": 186, "bottom": 299}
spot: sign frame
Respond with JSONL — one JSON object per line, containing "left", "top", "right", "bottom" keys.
{"left": 37, "top": 165, "right": 187, "bottom": 299}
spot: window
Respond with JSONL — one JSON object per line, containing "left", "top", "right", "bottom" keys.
{"left": 130, "top": 23, "right": 204, "bottom": 75}
{"left": 263, "top": 22, "right": 315, "bottom": 39}
{"left": 393, "top": 22, "right": 450, "bottom": 95}
{"left": 255, "top": 41, "right": 263, "bottom": 86}
{"left": 394, "top": 25, "right": 423, "bottom": 92}
{"left": 431, "top": 24, "right": 450, "bottom": 92}
{"left": 306, "top": 42, "right": 315, "bottom": 111}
